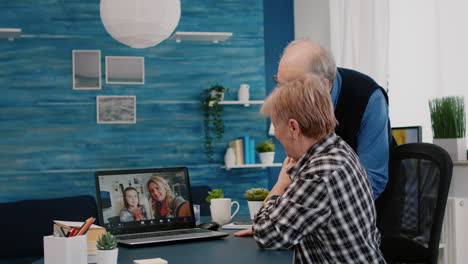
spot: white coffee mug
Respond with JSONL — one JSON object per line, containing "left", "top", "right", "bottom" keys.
{"left": 210, "top": 198, "right": 240, "bottom": 225}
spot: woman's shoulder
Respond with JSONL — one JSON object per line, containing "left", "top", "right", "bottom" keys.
{"left": 171, "top": 196, "right": 187, "bottom": 206}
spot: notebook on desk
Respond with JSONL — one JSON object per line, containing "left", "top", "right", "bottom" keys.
{"left": 95, "top": 167, "right": 228, "bottom": 246}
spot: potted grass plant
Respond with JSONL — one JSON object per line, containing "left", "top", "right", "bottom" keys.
{"left": 244, "top": 188, "right": 269, "bottom": 220}
{"left": 429, "top": 96, "right": 466, "bottom": 160}
{"left": 96, "top": 232, "right": 118, "bottom": 264}
{"left": 256, "top": 139, "right": 275, "bottom": 164}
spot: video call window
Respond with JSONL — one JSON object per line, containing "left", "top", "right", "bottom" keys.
{"left": 98, "top": 171, "right": 192, "bottom": 225}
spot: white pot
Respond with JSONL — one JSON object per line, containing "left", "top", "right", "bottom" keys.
{"left": 210, "top": 90, "right": 224, "bottom": 101}
{"left": 433, "top": 138, "right": 466, "bottom": 161}
{"left": 224, "top": 147, "right": 235, "bottom": 168}
{"left": 96, "top": 248, "right": 118, "bottom": 264}
{"left": 247, "top": 201, "right": 263, "bottom": 220}
{"left": 259, "top": 152, "right": 275, "bottom": 164}
{"left": 238, "top": 84, "right": 250, "bottom": 101}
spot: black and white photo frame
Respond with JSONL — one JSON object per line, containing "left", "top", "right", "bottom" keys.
{"left": 97, "top": 95, "right": 136, "bottom": 124}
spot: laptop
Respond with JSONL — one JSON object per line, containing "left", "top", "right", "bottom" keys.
{"left": 94, "top": 167, "right": 228, "bottom": 246}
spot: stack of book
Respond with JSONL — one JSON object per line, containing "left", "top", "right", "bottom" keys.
{"left": 228, "top": 136, "right": 256, "bottom": 165}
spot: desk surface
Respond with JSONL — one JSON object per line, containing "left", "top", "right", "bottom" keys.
{"left": 118, "top": 229, "right": 292, "bottom": 264}
{"left": 35, "top": 217, "right": 293, "bottom": 264}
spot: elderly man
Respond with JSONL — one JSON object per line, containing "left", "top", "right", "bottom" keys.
{"left": 275, "top": 39, "right": 393, "bottom": 199}
{"left": 239, "top": 74, "right": 385, "bottom": 263}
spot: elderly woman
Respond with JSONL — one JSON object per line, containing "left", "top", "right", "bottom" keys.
{"left": 147, "top": 176, "right": 191, "bottom": 218}
{"left": 235, "top": 74, "right": 385, "bottom": 263}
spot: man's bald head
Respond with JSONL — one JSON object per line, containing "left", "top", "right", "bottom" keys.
{"left": 277, "top": 39, "right": 336, "bottom": 88}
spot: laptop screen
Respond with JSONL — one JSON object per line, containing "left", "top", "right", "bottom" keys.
{"left": 95, "top": 167, "right": 195, "bottom": 235}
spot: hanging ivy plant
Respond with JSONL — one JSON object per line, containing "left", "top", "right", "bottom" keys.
{"left": 200, "top": 85, "right": 227, "bottom": 162}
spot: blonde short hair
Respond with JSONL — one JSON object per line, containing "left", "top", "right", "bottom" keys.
{"left": 261, "top": 74, "right": 337, "bottom": 139}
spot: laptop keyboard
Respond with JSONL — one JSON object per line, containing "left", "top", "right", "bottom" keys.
{"left": 118, "top": 228, "right": 211, "bottom": 240}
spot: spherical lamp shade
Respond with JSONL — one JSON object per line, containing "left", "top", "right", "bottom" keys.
{"left": 100, "top": 0, "right": 181, "bottom": 48}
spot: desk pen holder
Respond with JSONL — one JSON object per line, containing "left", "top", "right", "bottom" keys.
{"left": 44, "top": 235, "right": 87, "bottom": 264}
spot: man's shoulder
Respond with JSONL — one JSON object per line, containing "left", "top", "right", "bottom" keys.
{"left": 338, "top": 67, "right": 375, "bottom": 81}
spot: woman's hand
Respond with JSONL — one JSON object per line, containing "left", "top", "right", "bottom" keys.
{"left": 277, "top": 156, "right": 296, "bottom": 187}
{"left": 233, "top": 228, "right": 253, "bottom": 237}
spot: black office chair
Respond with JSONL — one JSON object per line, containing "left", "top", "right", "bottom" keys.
{"left": 190, "top": 185, "right": 212, "bottom": 216}
{"left": 376, "top": 143, "right": 453, "bottom": 264}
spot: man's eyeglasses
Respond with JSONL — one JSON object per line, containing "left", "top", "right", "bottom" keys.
{"left": 272, "top": 74, "right": 279, "bottom": 84}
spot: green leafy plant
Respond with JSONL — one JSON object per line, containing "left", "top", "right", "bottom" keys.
{"left": 429, "top": 96, "right": 466, "bottom": 138}
{"left": 201, "top": 85, "right": 228, "bottom": 162}
{"left": 255, "top": 139, "right": 275, "bottom": 153}
{"left": 96, "top": 232, "right": 118, "bottom": 250}
{"left": 243, "top": 188, "right": 269, "bottom": 201}
{"left": 205, "top": 189, "right": 224, "bottom": 203}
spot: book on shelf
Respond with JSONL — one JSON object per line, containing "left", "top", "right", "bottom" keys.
{"left": 229, "top": 139, "right": 244, "bottom": 165}
{"left": 250, "top": 139, "right": 255, "bottom": 164}
{"left": 236, "top": 139, "right": 244, "bottom": 165}
{"left": 243, "top": 136, "right": 250, "bottom": 164}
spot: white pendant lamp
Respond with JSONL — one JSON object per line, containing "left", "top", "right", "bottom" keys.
{"left": 100, "top": 0, "right": 181, "bottom": 49}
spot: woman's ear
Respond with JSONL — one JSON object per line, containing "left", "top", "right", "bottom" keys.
{"left": 287, "top": 119, "right": 300, "bottom": 139}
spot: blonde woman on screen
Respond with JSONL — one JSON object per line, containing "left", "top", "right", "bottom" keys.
{"left": 147, "top": 176, "right": 191, "bottom": 218}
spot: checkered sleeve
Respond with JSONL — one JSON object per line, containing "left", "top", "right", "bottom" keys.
{"left": 252, "top": 175, "right": 331, "bottom": 249}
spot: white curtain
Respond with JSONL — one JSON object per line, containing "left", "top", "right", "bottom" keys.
{"left": 329, "top": 0, "right": 389, "bottom": 89}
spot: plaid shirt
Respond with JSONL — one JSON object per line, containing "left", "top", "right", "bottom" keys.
{"left": 252, "top": 133, "right": 385, "bottom": 264}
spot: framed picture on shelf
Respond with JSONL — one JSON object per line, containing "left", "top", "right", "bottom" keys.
{"left": 105, "top": 56, "right": 144, "bottom": 84}
{"left": 97, "top": 95, "right": 136, "bottom": 124}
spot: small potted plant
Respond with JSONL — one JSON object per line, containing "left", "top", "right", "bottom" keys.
{"left": 244, "top": 188, "right": 269, "bottom": 220}
{"left": 200, "top": 85, "right": 228, "bottom": 162}
{"left": 205, "top": 189, "right": 224, "bottom": 203}
{"left": 96, "top": 232, "right": 118, "bottom": 264}
{"left": 256, "top": 139, "right": 275, "bottom": 164}
{"left": 429, "top": 96, "right": 466, "bottom": 160}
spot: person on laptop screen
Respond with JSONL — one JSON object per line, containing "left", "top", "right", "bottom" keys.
{"left": 120, "top": 187, "right": 148, "bottom": 222}
{"left": 147, "top": 176, "right": 191, "bottom": 218}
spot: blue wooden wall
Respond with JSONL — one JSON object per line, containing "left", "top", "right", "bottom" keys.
{"left": 0, "top": 0, "right": 270, "bottom": 215}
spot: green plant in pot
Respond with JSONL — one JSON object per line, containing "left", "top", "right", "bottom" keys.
{"left": 429, "top": 96, "right": 466, "bottom": 161}
{"left": 256, "top": 139, "right": 275, "bottom": 164}
{"left": 244, "top": 188, "right": 269, "bottom": 220}
{"left": 205, "top": 188, "right": 225, "bottom": 203}
{"left": 201, "top": 85, "right": 227, "bottom": 162}
{"left": 96, "top": 232, "right": 118, "bottom": 264}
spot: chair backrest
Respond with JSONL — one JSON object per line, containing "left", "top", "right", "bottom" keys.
{"left": 190, "top": 185, "right": 212, "bottom": 216}
{"left": 376, "top": 143, "right": 453, "bottom": 263}
{"left": 0, "top": 195, "right": 98, "bottom": 259}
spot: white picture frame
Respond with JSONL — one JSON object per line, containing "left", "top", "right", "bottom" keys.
{"left": 72, "top": 50, "right": 101, "bottom": 90}
{"left": 105, "top": 56, "right": 145, "bottom": 84}
{"left": 97, "top": 96, "right": 136, "bottom": 124}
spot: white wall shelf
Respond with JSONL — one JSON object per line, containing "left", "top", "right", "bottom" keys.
{"left": 221, "top": 163, "right": 282, "bottom": 170}
{"left": 0, "top": 28, "right": 21, "bottom": 41}
{"left": 169, "top": 31, "right": 233, "bottom": 43}
{"left": 209, "top": 100, "right": 264, "bottom": 107}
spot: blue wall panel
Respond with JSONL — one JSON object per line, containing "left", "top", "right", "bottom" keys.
{"left": 263, "top": 0, "right": 295, "bottom": 189}
{"left": 0, "top": 0, "right": 268, "bottom": 215}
